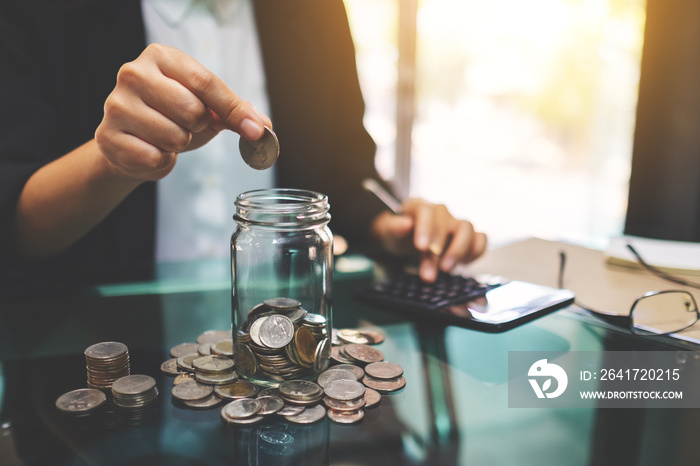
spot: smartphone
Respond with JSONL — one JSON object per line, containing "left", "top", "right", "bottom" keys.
{"left": 355, "top": 275, "right": 575, "bottom": 333}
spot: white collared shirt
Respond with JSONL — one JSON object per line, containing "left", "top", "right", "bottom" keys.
{"left": 141, "top": 0, "right": 274, "bottom": 262}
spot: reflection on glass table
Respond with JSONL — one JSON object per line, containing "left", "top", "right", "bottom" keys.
{"left": 0, "top": 257, "right": 698, "bottom": 466}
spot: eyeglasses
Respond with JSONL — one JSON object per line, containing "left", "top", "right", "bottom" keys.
{"left": 559, "top": 243, "right": 700, "bottom": 336}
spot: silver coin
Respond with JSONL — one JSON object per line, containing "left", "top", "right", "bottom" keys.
{"left": 285, "top": 307, "right": 308, "bottom": 323}
{"left": 239, "top": 126, "right": 279, "bottom": 170}
{"left": 176, "top": 353, "right": 200, "bottom": 372}
{"left": 264, "top": 297, "right": 301, "bottom": 310}
{"left": 313, "top": 338, "right": 331, "bottom": 373}
{"left": 277, "top": 404, "right": 306, "bottom": 416}
{"left": 111, "top": 375, "right": 156, "bottom": 396}
{"left": 192, "top": 355, "right": 234, "bottom": 374}
{"left": 223, "top": 398, "right": 261, "bottom": 419}
{"left": 221, "top": 412, "right": 264, "bottom": 425}
{"left": 257, "top": 387, "right": 281, "bottom": 398}
{"left": 361, "top": 375, "right": 406, "bottom": 394}
{"left": 323, "top": 395, "right": 366, "bottom": 412}
{"left": 256, "top": 395, "right": 285, "bottom": 415}
{"left": 331, "top": 364, "right": 364, "bottom": 381}
{"left": 171, "top": 380, "right": 214, "bottom": 402}
{"left": 331, "top": 328, "right": 343, "bottom": 346}
{"left": 317, "top": 369, "right": 356, "bottom": 388}
{"left": 278, "top": 380, "right": 323, "bottom": 401}
{"left": 324, "top": 379, "right": 365, "bottom": 401}
{"left": 173, "top": 374, "right": 195, "bottom": 385}
{"left": 327, "top": 409, "right": 364, "bottom": 424}
{"left": 56, "top": 388, "right": 107, "bottom": 415}
{"left": 284, "top": 404, "right": 326, "bottom": 424}
{"left": 249, "top": 316, "right": 269, "bottom": 347}
{"left": 170, "top": 343, "right": 199, "bottom": 358}
{"left": 183, "top": 393, "right": 222, "bottom": 410}
{"left": 84, "top": 342, "right": 128, "bottom": 360}
{"left": 260, "top": 314, "right": 295, "bottom": 349}
{"left": 364, "top": 361, "right": 404, "bottom": 380}
{"left": 303, "top": 313, "right": 327, "bottom": 326}
{"left": 342, "top": 343, "right": 384, "bottom": 364}
{"left": 197, "top": 343, "right": 212, "bottom": 356}
{"left": 214, "top": 380, "right": 260, "bottom": 400}
{"left": 337, "top": 329, "right": 369, "bottom": 345}
{"left": 160, "top": 358, "right": 183, "bottom": 376}
{"left": 197, "top": 329, "right": 232, "bottom": 345}
{"left": 211, "top": 339, "right": 234, "bottom": 357}
{"left": 363, "top": 388, "right": 382, "bottom": 409}
{"left": 195, "top": 370, "right": 238, "bottom": 386}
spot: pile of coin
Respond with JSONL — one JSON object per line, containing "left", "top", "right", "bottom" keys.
{"left": 234, "top": 298, "right": 330, "bottom": 383}
{"left": 362, "top": 362, "right": 406, "bottom": 394}
{"left": 56, "top": 342, "right": 160, "bottom": 427}
{"left": 161, "top": 327, "right": 405, "bottom": 426}
{"left": 84, "top": 341, "right": 130, "bottom": 390}
{"left": 323, "top": 378, "right": 367, "bottom": 424}
{"left": 331, "top": 342, "right": 385, "bottom": 366}
{"left": 111, "top": 374, "right": 159, "bottom": 408}
{"left": 171, "top": 380, "right": 221, "bottom": 410}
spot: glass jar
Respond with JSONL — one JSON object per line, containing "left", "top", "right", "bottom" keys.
{"left": 231, "top": 189, "right": 333, "bottom": 386}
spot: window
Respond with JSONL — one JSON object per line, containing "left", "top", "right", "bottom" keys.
{"left": 346, "top": 0, "right": 646, "bottom": 247}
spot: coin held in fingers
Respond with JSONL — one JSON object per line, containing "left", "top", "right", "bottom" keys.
{"left": 239, "top": 126, "right": 279, "bottom": 170}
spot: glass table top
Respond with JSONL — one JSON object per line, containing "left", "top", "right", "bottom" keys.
{"left": 0, "top": 256, "right": 697, "bottom": 466}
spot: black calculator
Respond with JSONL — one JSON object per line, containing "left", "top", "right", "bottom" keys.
{"left": 354, "top": 273, "right": 575, "bottom": 332}
{"left": 354, "top": 273, "right": 502, "bottom": 313}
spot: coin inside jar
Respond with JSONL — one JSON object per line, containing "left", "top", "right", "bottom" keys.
{"left": 238, "top": 126, "right": 279, "bottom": 170}
{"left": 259, "top": 314, "right": 295, "bottom": 348}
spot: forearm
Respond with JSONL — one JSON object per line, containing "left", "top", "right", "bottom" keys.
{"left": 14, "top": 139, "right": 143, "bottom": 258}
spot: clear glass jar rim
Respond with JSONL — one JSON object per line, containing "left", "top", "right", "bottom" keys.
{"left": 235, "top": 188, "right": 328, "bottom": 212}
{"left": 233, "top": 188, "right": 330, "bottom": 227}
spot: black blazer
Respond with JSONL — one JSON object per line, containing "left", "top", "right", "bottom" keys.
{"left": 0, "top": 0, "right": 385, "bottom": 289}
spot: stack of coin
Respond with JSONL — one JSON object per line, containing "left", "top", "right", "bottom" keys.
{"left": 111, "top": 374, "right": 159, "bottom": 408}
{"left": 361, "top": 361, "right": 406, "bottom": 394}
{"left": 192, "top": 355, "right": 237, "bottom": 386}
{"left": 84, "top": 342, "right": 130, "bottom": 390}
{"left": 55, "top": 388, "right": 107, "bottom": 418}
{"left": 171, "top": 380, "right": 220, "bottom": 410}
{"left": 323, "top": 379, "right": 367, "bottom": 424}
{"left": 335, "top": 343, "right": 385, "bottom": 367}
{"left": 278, "top": 380, "right": 324, "bottom": 406}
{"left": 234, "top": 297, "right": 331, "bottom": 382}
